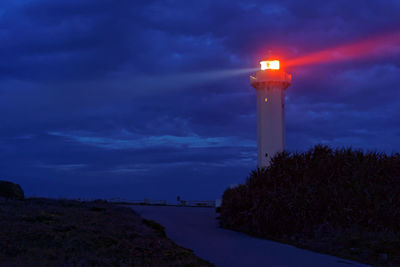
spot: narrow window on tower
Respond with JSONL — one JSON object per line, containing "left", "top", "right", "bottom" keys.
{"left": 264, "top": 97, "right": 268, "bottom": 103}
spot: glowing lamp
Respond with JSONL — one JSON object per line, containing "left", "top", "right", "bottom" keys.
{"left": 260, "top": 60, "right": 280, "bottom": 70}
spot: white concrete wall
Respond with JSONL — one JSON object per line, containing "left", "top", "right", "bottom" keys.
{"left": 256, "top": 85, "right": 286, "bottom": 168}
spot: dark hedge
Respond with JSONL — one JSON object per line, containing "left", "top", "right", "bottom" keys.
{"left": 0, "top": 180, "right": 24, "bottom": 200}
{"left": 220, "top": 145, "right": 400, "bottom": 265}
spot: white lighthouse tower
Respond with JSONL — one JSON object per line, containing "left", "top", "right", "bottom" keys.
{"left": 250, "top": 59, "right": 292, "bottom": 168}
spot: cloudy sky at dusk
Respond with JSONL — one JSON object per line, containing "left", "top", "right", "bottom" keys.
{"left": 1, "top": 0, "right": 400, "bottom": 201}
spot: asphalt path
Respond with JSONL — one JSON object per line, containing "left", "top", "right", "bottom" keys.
{"left": 131, "top": 206, "right": 368, "bottom": 267}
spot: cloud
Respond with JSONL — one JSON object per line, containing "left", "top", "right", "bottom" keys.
{"left": 36, "top": 163, "right": 86, "bottom": 172}
{"left": 47, "top": 131, "right": 255, "bottom": 150}
{"left": 0, "top": 0, "right": 400, "bottom": 200}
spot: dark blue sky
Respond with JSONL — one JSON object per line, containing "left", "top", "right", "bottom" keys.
{"left": 1, "top": 0, "right": 400, "bottom": 201}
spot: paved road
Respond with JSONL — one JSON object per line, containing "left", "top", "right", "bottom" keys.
{"left": 131, "top": 206, "right": 367, "bottom": 267}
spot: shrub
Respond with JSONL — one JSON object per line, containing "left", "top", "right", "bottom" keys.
{"left": 0, "top": 180, "right": 24, "bottom": 200}
{"left": 220, "top": 145, "right": 400, "bottom": 264}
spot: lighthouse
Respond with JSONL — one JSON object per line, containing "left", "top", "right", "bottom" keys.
{"left": 250, "top": 59, "right": 292, "bottom": 168}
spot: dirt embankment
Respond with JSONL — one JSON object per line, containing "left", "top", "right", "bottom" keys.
{"left": 0, "top": 197, "right": 213, "bottom": 266}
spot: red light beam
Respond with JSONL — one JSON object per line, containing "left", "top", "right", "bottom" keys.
{"left": 286, "top": 31, "right": 400, "bottom": 68}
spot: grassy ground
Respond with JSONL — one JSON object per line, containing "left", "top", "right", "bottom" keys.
{"left": 0, "top": 197, "right": 213, "bottom": 266}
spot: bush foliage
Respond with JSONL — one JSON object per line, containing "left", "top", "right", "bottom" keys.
{"left": 220, "top": 145, "right": 400, "bottom": 264}
{"left": 0, "top": 181, "right": 24, "bottom": 200}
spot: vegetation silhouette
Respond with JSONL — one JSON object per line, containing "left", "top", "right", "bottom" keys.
{"left": 220, "top": 145, "right": 400, "bottom": 265}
